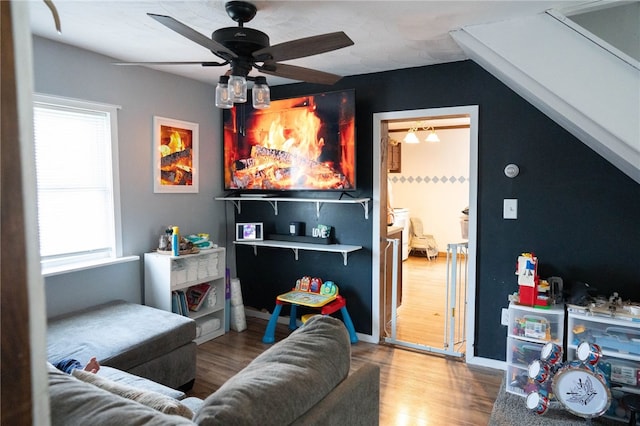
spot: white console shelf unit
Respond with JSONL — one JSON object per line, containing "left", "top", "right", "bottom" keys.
{"left": 234, "top": 240, "right": 362, "bottom": 266}
{"left": 215, "top": 196, "right": 371, "bottom": 219}
{"left": 144, "top": 248, "right": 226, "bottom": 344}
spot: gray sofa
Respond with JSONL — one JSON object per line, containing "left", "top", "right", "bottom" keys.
{"left": 47, "top": 300, "right": 197, "bottom": 390}
{"left": 48, "top": 306, "right": 380, "bottom": 425}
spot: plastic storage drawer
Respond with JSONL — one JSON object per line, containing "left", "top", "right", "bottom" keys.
{"left": 569, "top": 318, "right": 640, "bottom": 356}
{"left": 505, "top": 364, "right": 535, "bottom": 396}
{"left": 509, "top": 305, "right": 564, "bottom": 343}
{"left": 507, "top": 337, "right": 544, "bottom": 367}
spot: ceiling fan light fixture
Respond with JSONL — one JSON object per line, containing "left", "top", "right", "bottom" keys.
{"left": 252, "top": 76, "right": 270, "bottom": 109}
{"left": 229, "top": 74, "right": 247, "bottom": 103}
{"left": 215, "top": 75, "right": 233, "bottom": 109}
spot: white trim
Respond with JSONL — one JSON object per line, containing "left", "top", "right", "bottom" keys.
{"left": 33, "top": 93, "right": 125, "bottom": 265}
{"left": 42, "top": 255, "right": 139, "bottom": 277}
{"left": 467, "top": 357, "right": 506, "bottom": 372}
{"left": 33, "top": 93, "right": 122, "bottom": 112}
{"left": 373, "top": 105, "right": 479, "bottom": 363}
{"left": 546, "top": 9, "right": 639, "bottom": 70}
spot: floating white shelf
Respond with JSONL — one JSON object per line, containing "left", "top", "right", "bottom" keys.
{"left": 234, "top": 240, "right": 362, "bottom": 266}
{"left": 215, "top": 196, "right": 371, "bottom": 219}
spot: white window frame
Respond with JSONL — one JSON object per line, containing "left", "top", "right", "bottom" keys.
{"left": 33, "top": 94, "right": 125, "bottom": 276}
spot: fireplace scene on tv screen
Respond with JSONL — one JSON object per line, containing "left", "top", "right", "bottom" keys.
{"left": 224, "top": 90, "right": 355, "bottom": 191}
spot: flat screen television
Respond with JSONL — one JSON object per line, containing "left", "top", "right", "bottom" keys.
{"left": 223, "top": 89, "right": 356, "bottom": 192}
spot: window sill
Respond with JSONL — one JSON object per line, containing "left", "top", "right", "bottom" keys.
{"left": 42, "top": 255, "right": 140, "bottom": 278}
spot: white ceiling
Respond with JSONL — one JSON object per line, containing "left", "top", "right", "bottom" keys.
{"left": 29, "top": 0, "right": 584, "bottom": 86}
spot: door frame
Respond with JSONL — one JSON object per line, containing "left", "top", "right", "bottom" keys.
{"left": 372, "top": 105, "right": 479, "bottom": 363}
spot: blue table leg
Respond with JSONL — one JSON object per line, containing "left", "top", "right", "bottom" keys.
{"left": 262, "top": 304, "right": 282, "bottom": 344}
{"left": 289, "top": 304, "right": 298, "bottom": 330}
{"left": 340, "top": 306, "right": 359, "bottom": 344}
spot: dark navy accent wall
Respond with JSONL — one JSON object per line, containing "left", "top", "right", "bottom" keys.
{"left": 235, "top": 60, "right": 640, "bottom": 360}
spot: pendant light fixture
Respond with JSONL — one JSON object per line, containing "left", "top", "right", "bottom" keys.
{"left": 403, "top": 129, "right": 420, "bottom": 144}
{"left": 215, "top": 73, "right": 271, "bottom": 109}
{"left": 252, "top": 76, "right": 271, "bottom": 109}
{"left": 228, "top": 74, "right": 247, "bottom": 103}
{"left": 425, "top": 126, "right": 440, "bottom": 143}
{"left": 215, "top": 75, "right": 233, "bottom": 109}
{"left": 403, "top": 122, "right": 440, "bottom": 144}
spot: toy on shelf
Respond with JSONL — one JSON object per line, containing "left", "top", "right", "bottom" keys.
{"left": 515, "top": 253, "right": 553, "bottom": 308}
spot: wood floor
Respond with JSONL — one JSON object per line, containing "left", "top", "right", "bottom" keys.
{"left": 189, "top": 256, "right": 503, "bottom": 425}
{"left": 391, "top": 254, "right": 467, "bottom": 353}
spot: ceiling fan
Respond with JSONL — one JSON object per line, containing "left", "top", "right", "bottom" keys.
{"left": 119, "top": 0, "right": 353, "bottom": 104}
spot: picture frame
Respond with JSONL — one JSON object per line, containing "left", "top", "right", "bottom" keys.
{"left": 236, "top": 223, "right": 264, "bottom": 241}
{"left": 153, "top": 116, "right": 199, "bottom": 193}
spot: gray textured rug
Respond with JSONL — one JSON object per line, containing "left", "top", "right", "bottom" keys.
{"left": 488, "top": 379, "right": 622, "bottom": 426}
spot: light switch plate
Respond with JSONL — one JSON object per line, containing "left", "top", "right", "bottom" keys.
{"left": 503, "top": 199, "right": 518, "bottom": 219}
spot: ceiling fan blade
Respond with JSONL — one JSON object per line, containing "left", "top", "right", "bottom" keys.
{"left": 253, "top": 31, "right": 353, "bottom": 62}
{"left": 147, "top": 13, "right": 237, "bottom": 60}
{"left": 258, "top": 62, "right": 344, "bottom": 85}
{"left": 113, "top": 61, "right": 227, "bottom": 66}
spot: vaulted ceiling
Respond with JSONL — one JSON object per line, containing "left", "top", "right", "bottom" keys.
{"left": 29, "top": 0, "right": 580, "bottom": 85}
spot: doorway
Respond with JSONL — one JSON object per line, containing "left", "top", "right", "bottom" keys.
{"left": 372, "top": 106, "right": 479, "bottom": 363}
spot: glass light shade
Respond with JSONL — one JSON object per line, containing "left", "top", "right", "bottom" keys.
{"left": 252, "top": 76, "right": 270, "bottom": 109}
{"left": 215, "top": 76, "right": 233, "bottom": 109}
{"left": 403, "top": 131, "right": 419, "bottom": 144}
{"left": 229, "top": 75, "right": 247, "bottom": 103}
{"left": 425, "top": 130, "right": 440, "bottom": 143}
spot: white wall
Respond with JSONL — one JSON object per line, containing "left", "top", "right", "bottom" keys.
{"left": 390, "top": 128, "right": 470, "bottom": 251}
{"left": 33, "top": 36, "right": 229, "bottom": 316}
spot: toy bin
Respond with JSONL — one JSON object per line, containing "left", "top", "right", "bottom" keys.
{"left": 569, "top": 317, "right": 640, "bottom": 356}
{"left": 508, "top": 304, "right": 564, "bottom": 343}
{"left": 505, "top": 364, "right": 535, "bottom": 396}
{"left": 507, "top": 338, "right": 544, "bottom": 367}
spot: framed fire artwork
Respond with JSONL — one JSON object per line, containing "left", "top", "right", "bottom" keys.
{"left": 153, "top": 116, "right": 199, "bottom": 193}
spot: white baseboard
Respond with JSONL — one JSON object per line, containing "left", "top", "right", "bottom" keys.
{"left": 467, "top": 356, "right": 506, "bottom": 371}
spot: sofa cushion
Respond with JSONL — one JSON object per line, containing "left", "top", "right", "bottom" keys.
{"left": 48, "top": 363, "right": 194, "bottom": 426}
{"left": 47, "top": 300, "right": 195, "bottom": 372}
{"left": 96, "top": 365, "right": 186, "bottom": 400}
{"left": 72, "top": 369, "right": 194, "bottom": 419}
{"left": 193, "top": 315, "right": 350, "bottom": 426}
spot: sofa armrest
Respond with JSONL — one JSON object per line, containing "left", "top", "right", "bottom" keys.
{"left": 194, "top": 315, "right": 350, "bottom": 426}
{"left": 292, "top": 363, "right": 380, "bottom": 426}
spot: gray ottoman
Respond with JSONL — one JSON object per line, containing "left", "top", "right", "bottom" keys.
{"left": 47, "top": 300, "right": 196, "bottom": 389}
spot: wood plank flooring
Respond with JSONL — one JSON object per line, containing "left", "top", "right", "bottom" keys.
{"left": 189, "top": 258, "right": 504, "bottom": 426}
{"left": 392, "top": 254, "right": 467, "bottom": 353}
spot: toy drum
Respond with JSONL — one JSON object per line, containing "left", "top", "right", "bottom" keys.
{"left": 526, "top": 391, "right": 550, "bottom": 415}
{"left": 577, "top": 341, "right": 602, "bottom": 366}
{"left": 528, "top": 359, "right": 551, "bottom": 383}
{"left": 552, "top": 363, "right": 611, "bottom": 418}
{"left": 541, "top": 342, "right": 563, "bottom": 365}
{"left": 581, "top": 362, "right": 610, "bottom": 387}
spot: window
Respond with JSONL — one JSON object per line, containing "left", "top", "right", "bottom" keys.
{"left": 33, "top": 94, "right": 122, "bottom": 271}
